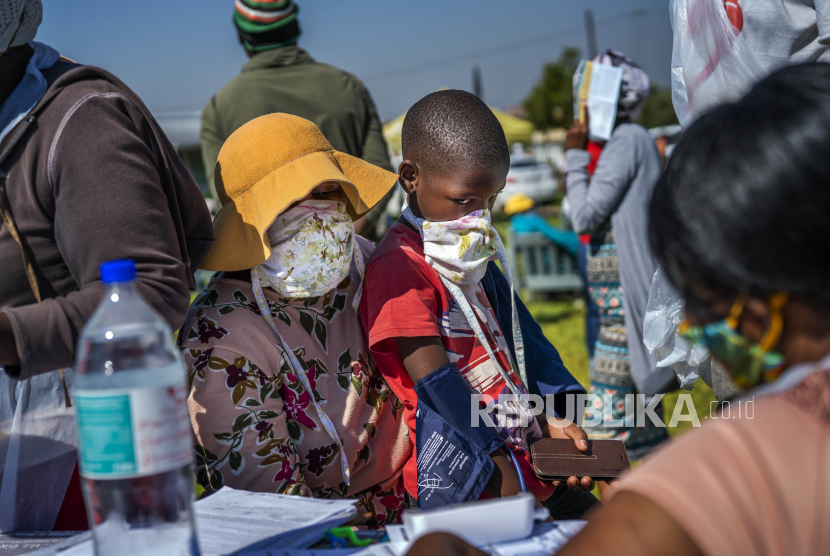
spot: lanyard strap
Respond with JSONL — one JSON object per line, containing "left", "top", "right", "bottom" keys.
{"left": 351, "top": 241, "right": 366, "bottom": 314}
{"left": 442, "top": 278, "right": 521, "bottom": 397}
{"left": 492, "top": 239, "right": 528, "bottom": 389}
{"left": 402, "top": 207, "right": 528, "bottom": 390}
{"left": 251, "top": 267, "right": 351, "bottom": 487}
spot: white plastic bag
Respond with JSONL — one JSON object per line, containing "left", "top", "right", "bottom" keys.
{"left": 0, "top": 369, "right": 78, "bottom": 532}
{"left": 643, "top": 267, "right": 712, "bottom": 390}
{"left": 670, "top": 0, "right": 766, "bottom": 128}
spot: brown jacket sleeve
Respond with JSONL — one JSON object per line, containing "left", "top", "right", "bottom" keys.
{"left": 3, "top": 93, "right": 191, "bottom": 379}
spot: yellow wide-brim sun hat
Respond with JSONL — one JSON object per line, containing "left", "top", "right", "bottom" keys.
{"left": 201, "top": 113, "right": 399, "bottom": 271}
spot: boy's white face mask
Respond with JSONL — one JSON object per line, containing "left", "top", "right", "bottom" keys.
{"left": 402, "top": 202, "right": 529, "bottom": 391}
{"left": 259, "top": 200, "right": 354, "bottom": 298}
{"left": 402, "top": 206, "right": 500, "bottom": 285}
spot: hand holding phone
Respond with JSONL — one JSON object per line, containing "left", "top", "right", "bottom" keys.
{"left": 530, "top": 438, "right": 631, "bottom": 482}
{"left": 537, "top": 415, "right": 594, "bottom": 491}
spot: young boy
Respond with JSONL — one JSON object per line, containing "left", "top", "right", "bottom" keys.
{"left": 361, "top": 90, "right": 594, "bottom": 513}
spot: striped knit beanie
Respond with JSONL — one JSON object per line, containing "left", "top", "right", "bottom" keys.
{"left": 233, "top": 0, "right": 301, "bottom": 53}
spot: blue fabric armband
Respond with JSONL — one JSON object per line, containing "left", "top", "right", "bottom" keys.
{"left": 414, "top": 362, "right": 504, "bottom": 509}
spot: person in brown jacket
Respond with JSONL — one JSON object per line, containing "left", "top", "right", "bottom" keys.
{"left": 0, "top": 0, "right": 213, "bottom": 531}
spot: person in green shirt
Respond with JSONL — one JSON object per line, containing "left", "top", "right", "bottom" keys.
{"left": 201, "top": 0, "right": 395, "bottom": 239}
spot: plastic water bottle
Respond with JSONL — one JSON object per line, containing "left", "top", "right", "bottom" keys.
{"left": 74, "top": 260, "right": 199, "bottom": 556}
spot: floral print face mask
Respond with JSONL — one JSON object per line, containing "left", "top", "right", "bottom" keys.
{"left": 259, "top": 200, "right": 354, "bottom": 298}
{"left": 403, "top": 205, "right": 500, "bottom": 285}
{"left": 402, "top": 203, "right": 529, "bottom": 388}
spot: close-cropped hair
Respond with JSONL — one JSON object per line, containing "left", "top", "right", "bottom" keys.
{"left": 649, "top": 63, "right": 830, "bottom": 303}
{"left": 401, "top": 89, "right": 509, "bottom": 175}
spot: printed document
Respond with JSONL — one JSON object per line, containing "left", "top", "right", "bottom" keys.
{"left": 27, "top": 487, "right": 357, "bottom": 556}
{"left": 573, "top": 59, "right": 623, "bottom": 141}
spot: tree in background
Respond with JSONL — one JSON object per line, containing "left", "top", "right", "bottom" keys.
{"left": 636, "top": 85, "right": 679, "bottom": 129}
{"left": 524, "top": 48, "right": 679, "bottom": 131}
{"left": 523, "top": 47, "right": 581, "bottom": 130}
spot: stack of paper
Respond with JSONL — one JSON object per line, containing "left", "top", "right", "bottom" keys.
{"left": 27, "top": 487, "right": 358, "bottom": 556}
{"left": 573, "top": 59, "right": 624, "bottom": 141}
{"left": 27, "top": 490, "right": 585, "bottom": 556}
{"left": 369, "top": 521, "right": 586, "bottom": 556}
{"left": 0, "top": 532, "right": 80, "bottom": 555}
{"left": 201, "top": 488, "right": 357, "bottom": 556}
{"left": 232, "top": 550, "right": 362, "bottom": 556}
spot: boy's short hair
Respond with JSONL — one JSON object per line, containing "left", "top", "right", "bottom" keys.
{"left": 401, "top": 90, "right": 509, "bottom": 174}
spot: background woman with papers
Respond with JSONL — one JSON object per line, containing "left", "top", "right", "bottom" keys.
{"left": 564, "top": 51, "right": 675, "bottom": 462}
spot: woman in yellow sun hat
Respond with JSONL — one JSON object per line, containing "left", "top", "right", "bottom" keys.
{"left": 178, "top": 113, "right": 411, "bottom": 525}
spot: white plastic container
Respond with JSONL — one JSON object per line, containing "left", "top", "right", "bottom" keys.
{"left": 402, "top": 493, "right": 548, "bottom": 546}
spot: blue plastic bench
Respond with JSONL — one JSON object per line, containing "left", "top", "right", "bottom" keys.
{"left": 508, "top": 227, "right": 583, "bottom": 297}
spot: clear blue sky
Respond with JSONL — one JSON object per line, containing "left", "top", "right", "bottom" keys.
{"left": 37, "top": 0, "right": 673, "bottom": 122}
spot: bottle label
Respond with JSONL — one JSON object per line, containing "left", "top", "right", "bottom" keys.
{"left": 75, "top": 383, "right": 192, "bottom": 479}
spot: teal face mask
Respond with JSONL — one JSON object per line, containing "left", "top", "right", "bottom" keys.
{"left": 679, "top": 293, "right": 787, "bottom": 389}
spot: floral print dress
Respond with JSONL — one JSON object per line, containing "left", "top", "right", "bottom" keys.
{"left": 180, "top": 242, "right": 411, "bottom": 526}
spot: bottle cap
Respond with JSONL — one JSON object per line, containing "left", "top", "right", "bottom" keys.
{"left": 100, "top": 259, "right": 136, "bottom": 284}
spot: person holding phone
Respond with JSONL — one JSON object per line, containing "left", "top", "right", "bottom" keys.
{"left": 405, "top": 62, "right": 830, "bottom": 556}
{"left": 0, "top": 0, "right": 213, "bottom": 531}
{"left": 361, "top": 90, "right": 594, "bottom": 518}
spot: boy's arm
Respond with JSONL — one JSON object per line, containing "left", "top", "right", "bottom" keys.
{"left": 395, "top": 336, "right": 524, "bottom": 499}
{"left": 395, "top": 336, "right": 449, "bottom": 382}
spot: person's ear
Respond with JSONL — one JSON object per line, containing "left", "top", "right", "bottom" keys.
{"left": 398, "top": 160, "right": 419, "bottom": 195}
{"left": 739, "top": 297, "right": 772, "bottom": 344}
